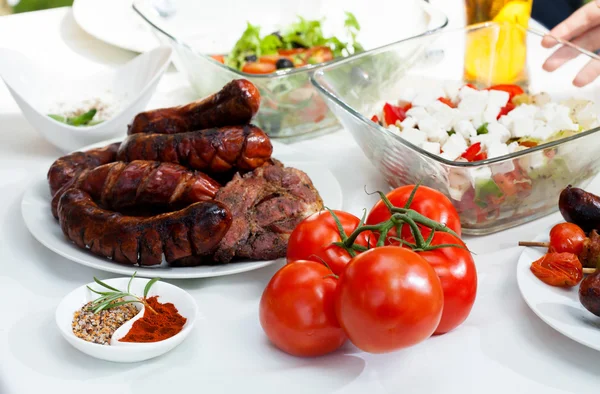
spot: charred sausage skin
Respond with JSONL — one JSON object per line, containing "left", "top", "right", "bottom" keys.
{"left": 57, "top": 189, "right": 232, "bottom": 266}
{"left": 47, "top": 142, "right": 120, "bottom": 197}
{"left": 116, "top": 125, "right": 273, "bottom": 173}
{"left": 50, "top": 160, "right": 221, "bottom": 218}
{"left": 127, "top": 79, "right": 261, "bottom": 135}
{"left": 559, "top": 185, "right": 600, "bottom": 233}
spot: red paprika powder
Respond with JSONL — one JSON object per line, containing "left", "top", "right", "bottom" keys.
{"left": 119, "top": 296, "right": 186, "bottom": 343}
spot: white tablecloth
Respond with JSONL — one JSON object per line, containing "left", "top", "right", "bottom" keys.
{"left": 2, "top": 4, "right": 600, "bottom": 394}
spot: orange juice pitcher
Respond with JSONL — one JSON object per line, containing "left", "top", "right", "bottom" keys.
{"left": 464, "top": 0, "right": 533, "bottom": 87}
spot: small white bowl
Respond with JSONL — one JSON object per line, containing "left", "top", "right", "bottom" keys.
{"left": 56, "top": 277, "right": 197, "bottom": 363}
{"left": 0, "top": 46, "right": 172, "bottom": 152}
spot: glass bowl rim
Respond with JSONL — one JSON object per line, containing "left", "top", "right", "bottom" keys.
{"left": 309, "top": 22, "right": 600, "bottom": 168}
{"left": 131, "top": 0, "right": 449, "bottom": 80}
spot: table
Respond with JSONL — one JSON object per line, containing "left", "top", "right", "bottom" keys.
{"left": 2, "top": 5, "right": 600, "bottom": 394}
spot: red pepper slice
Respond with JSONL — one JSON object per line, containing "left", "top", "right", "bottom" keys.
{"left": 464, "top": 83, "right": 478, "bottom": 90}
{"left": 461, "top": 142, "right": 483, "bottom": 162}
{"left": 383, "top": 103, "right": 408, "bottom": 125}
{"left": 438, "top": 97, "right": 456, "bottom": 108}
{"left": 497, "top": 102, "right": 515, "bottom": 119}
{"left": 473, "top": 151, "right": 488, "bottom": 161}
{"left": 488, "top": 84, "right": 524, "bottom": 100}
{"left": 371, "top": 115, "right": 379, "bottom": 123}
{"left": 402, "top": 103, "right": 413, "bottom": 112}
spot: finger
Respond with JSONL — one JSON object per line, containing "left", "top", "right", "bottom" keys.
{"left": 573, "top": 58, "right": 600, "bottom": 87}
{"left": 541, "top": 2, "right": 600, "bottom": 48}
{"left": 542, "top": 25, "right": 600, "bottom": 72}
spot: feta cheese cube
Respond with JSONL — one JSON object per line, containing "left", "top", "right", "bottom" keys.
{"left": 399, "top": 127, "right": 426, "bottom": 147}
{"left": 574, "top": 102, "right": 600, "bottom": 129}
{"left": 454, "top": 120, "right": 477, "bottom": 139}
{"left": 426, "top": 101, "right": 460, "bottom": 130}
{"left": 419, "top": 117, "right": 449, "bottom": 143}
{"left": 458, "top": 90, "right": 489, "bottom": 119}
{"left": 483, "top": 105, "right": 501, "bottom": 124}
{"left": 531, "top": 124, "right": 555, "bottom": 140}
{"left": 535, "top": 103, "right": 559, "bottom": 123}
{"left": 487, "top": 122, "right": 511, "bottom": 143}
{"left": 507, "top": 104, "right": 538, "bottom": 120}
{"left": 511, "top": 117, "right": 535, "bottom": 138}
{"left": 470, "top": 114, "right": 485, "bottom": 130}
{"left": 421, "top": 141, "right": 441, "bottom": 155}
{"left": 406, "top": 107, "right": 429, "bottom": 121}
{"left": 397, "top": 88, "right": 416, "bottom": 105}
{"left": 547, "top": 104, "right": 578, "bottom": 133}
{"left": 444, "top": 81, "right": 463, "bottom": 102}
{"left": 441, "top": 133, "right": 468, "bottom": 160}
{"left": 487, "top": 89, "right": 510, "bottom": 108}
{"left": 412, "top": 87, "right": 446, "bottom": 107}
{"left": 458, "top": 86, "right": 479, "bottom": 100}
{"left": 487, "top": 142, "right": 509, "bottom": 159}
{"left": 400, "top": 116, "right": 417, "bottom": 130}
{"left": 499, "top": 115, "right": 513, "bottom": 129}
{"left": 469, "top": 166, "right": 493, "bottom": 187}
{"left": 387, "top": 125, "right": 402, "bottom": 135}
{"left": 507, "top": 141, "right": 520, "bottom": 153}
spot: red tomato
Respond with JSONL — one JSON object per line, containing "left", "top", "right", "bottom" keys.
{"left": 259, "top": 54, "right": 293, "bottom": 65}
{"left": 260, "top": 260, "right": 347, "bottom": 357}
{"left": 210, "top": 54, "right": 225, "bottom": 63}
{"left": 461, "top": 142, "right": 484, "bottom": 162}
{"left": 366, "top": 185, "right": 462, "bottom": 244}
{"left": 334, "top": 246, "right": 444, "bottom": 353}
{"left": 549, "top": 223, "right": 586, "bottom": 255}
{"left": 382, "top": 103, "right": 408, "bottom": 125}
{"left": 409, "top": 232, "right": 477, "bottom": 334}
{"left": 242, "top": 62, "right": 276, "bottom": 74}
{"left": 287, "top": 210, "right": 374, "bottom": 276}
{"left": 492, "top": 166, "right": 532, "bottom": 198}
{"left": 371, "top": 115, "right": 380, "bottom": 123}
{"left": 497, "top": 102, "right": 515, "bottom": 119}
{"left": 278, "top": 48, "right": 306, "bottom": 56}
{"left": 530, "top": 253, "right": 583, "bottom": 287}
{"left": 438, "top": 97, "right": 456, "bottom": 108}
{"left": 488, "top": 84, "right": 524, "bottom": 100}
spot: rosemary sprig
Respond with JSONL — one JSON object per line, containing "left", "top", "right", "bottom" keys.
{"left": 86, "top": 272, "right": 160, "bottom": 314}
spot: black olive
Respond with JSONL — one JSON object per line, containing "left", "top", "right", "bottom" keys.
{"left": 244, "top": 54, "right": 257, "bottom": 62}
{"left": 270, "top": 31, "right": 283, "bottom": 41}
{"left": 275, "top": 58, "right": 294, "bottom": 69}
{"left": 291, "top": 41, "right": 307, "bottom": 49}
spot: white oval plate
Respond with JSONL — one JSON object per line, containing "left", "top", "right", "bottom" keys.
{"left": 517, "top": 230, "right": 600, "bottom": 351}
{"left": 56, "top": 277, "right": 197, "bottom": 362}
{"left": 73, "top": 0, "right": 158, "bottom": 53}
{"left": 22, "top": 139, "right": 343, "bottom": 279}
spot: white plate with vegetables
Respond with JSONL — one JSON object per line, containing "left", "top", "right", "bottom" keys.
{"left": 517, "top": 227, "right": 600, "bottom": 352}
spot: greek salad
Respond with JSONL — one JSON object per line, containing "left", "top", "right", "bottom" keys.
{"left": 211, "top": 13, "right": 363, "bottom": 74}
{"left": 372, "top": 83, "right": 600, "bottom": 220}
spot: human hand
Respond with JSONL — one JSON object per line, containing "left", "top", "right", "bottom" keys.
{"left": 542, "top": 0, "right": 600, "bottom": 87}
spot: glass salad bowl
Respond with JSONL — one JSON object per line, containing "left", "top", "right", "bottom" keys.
{"left": 132, "top": 0, "right": 448, "bottom": 140}
{"left": 311, "top": 23, "right": 600, "bottom": 234}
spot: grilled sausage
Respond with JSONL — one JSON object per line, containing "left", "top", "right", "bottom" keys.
{"left": 47, "top": 142, "right": 120, "bottom": 197}
{"left": 50, "top": 160, "right": 221, "bottom": 218}
{"left": 57, "top": 189, "right": 232, "bottom": 266}
{"left": 127, "top": 79, "right": 261, "bottom": 135}
{"left": 559, "top": 185, "right": 600, "bottom": 232}
{"left": 116, "top": 125, "right": 273, "bottom": 173}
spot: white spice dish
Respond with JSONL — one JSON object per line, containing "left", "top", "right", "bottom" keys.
{"left": 55, "top": 277, "right": 198, "bottom": 363}
{"left": 0, "top": 46, "right": 172, "bottom": 152}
